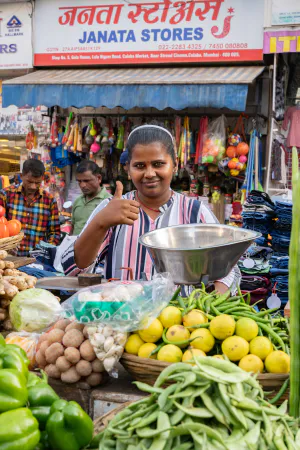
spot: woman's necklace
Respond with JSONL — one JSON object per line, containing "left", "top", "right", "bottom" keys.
{"left": 136, "top": 192, "right": 161, "bottom": 213}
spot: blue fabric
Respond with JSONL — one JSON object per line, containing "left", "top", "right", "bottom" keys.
{"left": 18, "top": 266, "right": 61, "bottom": 278}
{"left": 270, "top": 256, "right": 289, "bottom": 269}
{"left": 2, "top": 83, "right": 249, "bottom": 111}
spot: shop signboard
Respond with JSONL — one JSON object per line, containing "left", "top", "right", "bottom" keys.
{"left": 34, "top": 0, "right": 264, "bottom": 65}
{"left": 264, "top": 29, "right": 300, "bottom": 54}
{"left": 271, "top": 0, "right": 300, "bottom": 26}
{"left": 0, "top": 2, "right": 33, "bottom": 69}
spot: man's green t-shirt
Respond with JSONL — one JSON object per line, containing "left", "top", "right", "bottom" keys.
{"left": 72, "top": 187, "right": 111, "bottom": 235}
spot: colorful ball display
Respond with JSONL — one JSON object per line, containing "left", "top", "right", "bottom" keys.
{"left": 202, "top": 138, "right": 225, "bottom": 165}
{"left": 228, "top": 133, "right": 242, "bottom": 147}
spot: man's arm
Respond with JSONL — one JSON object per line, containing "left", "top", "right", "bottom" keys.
{"left": 48, "top": 199, "right": 61, "bottom": 245}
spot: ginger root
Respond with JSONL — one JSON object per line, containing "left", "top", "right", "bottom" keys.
{"left": 1, "top": 279, "right": 19, "bottom": 298}
{"left": 3, "top": 276, "right": 28, "bottom": 291}
{"left": 0, "top": 307, "right": 8, "bottom": 321}
{"left": 0, "top": 298, "right": 10, "bottom": 308}
{"left": 4, "top": 269, "right": 21, "bottom": 277}
{"left": 0, "top": 250, "right": 8, "bottom": 260}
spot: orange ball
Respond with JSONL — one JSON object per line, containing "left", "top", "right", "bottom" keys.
{"left": 205, "top": 139, "right": 214, "bottom": 149}
{"left": 226, "top": 146, "right": 237, "bottom": 158}
{"left": 210, "top": 146, "right": 219, "bottom": 157}
{"left": 228, "top": 160, "right": 237, "bottom": 169}
{"left": 237, "top": 142, "right": 249, "bottom": 156}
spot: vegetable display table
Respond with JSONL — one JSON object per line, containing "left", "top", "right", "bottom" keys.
{"left": 5, "top": 256, "right": 36, "bottom": 268}
{"left": 48, "top": 365, "right": 144, "bottom": 419}
{"left": 36, "top": 274, "right": 106, "bottom": 292}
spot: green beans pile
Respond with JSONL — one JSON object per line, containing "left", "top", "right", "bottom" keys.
{"left": 97, "top": 357, "right": 300, "bottom": 449}
{"left": 170, "top": 285, "right": 290, "bottom": 354}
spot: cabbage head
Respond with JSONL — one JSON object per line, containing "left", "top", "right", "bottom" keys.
{"left": 10, "top": 288, "right": 62, "bottom": 332}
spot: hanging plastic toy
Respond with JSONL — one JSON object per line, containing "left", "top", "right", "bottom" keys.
{"left": 71, "top": 117, "right": 79, "bottom": 152}
{"left": 108, "top": 119, "right": 115, "bottom": 144}
{"left": 50, "top": 109, "right": 59, "bottom": 148}
{"left": 62, "top": 112, "right": 73, "bottom": 144}
{"left": 26, "top": 125, "right": 34, "bottom": 150}
{"left": 77, "top": 119, "right": 83, "bottom": 152}
{"left": 65, "top": 122, "right": 75, "bottom": 150}
{"left": 228, "top": 133, "right": 242, "bottom": 146}
{"left": 90, "top": 137, "right": 101, "bottom": 153}
{"left": 85, "top": 123, "right": 94, "bottom": 146}
{"left": 90, "top": 120, "right": 97, "bottom": 137}
{"left": 116, "top": 123, "right": 125, "bottom": 150}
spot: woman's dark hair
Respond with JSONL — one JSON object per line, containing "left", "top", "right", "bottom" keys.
{"left": 22, "top": 159, "right": 45, "bottom": 177}
{"left": 76, "top": 160, "right": 101, "bottom": 176}
{"left": 127, "top": 126, "right": 176, "bottom": 165}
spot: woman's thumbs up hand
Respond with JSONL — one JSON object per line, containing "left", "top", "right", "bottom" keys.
{"left": 97, "top": 181, "right": 140, "bottom": 228}
{"left": 113, "top": 180, "right": 124, "bottom": 199}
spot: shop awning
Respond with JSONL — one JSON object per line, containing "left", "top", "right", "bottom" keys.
{"left": 2, "top": 66, "right": 264, "bottom": 111}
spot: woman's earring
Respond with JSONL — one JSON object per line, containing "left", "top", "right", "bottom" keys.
{"left": 128, "top": 174, "right": 131, "bottom": 180}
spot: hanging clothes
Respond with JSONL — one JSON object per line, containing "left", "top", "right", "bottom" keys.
{"left": 275, "top": 55, "right": 288, "bottom": 122}
{"left": 271, "top": 139, "right": 287, "bottom": 184}
{"left": 282, "top": 106, "right": 300, "bottom": 148}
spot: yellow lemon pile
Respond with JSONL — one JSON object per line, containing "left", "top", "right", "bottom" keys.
{"left": 124, "top": 308, "right": 290, "bottom": 373}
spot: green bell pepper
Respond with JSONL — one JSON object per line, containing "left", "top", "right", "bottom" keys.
{"left": 27, "top": 371, "right": 48, "bottom": 388}
{"left": 0, "top": 369, "right": 28, "bottom": 412}
{"left": 0, "top": 408, "right": 40, "bottom": 450}
{"left": 5, "top": 344, "right": 30, "bottom": 365}
{"left": 28, "top": 383, "right": 60, "bottom": 429}
{"left": 46, "top": 400, "right": 94, "bottom": 450}
{"left": 0, "top": 334, "right": 5, "bottom": 347}
{"left": 0, "top": 346, "right": 29, "bottom": 376}
{"left": 34, "top": 431, "right": 51, "bottom": 450}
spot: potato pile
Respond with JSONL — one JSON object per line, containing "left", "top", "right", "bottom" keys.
{"left": 36, "top": 319, "right": 105, "bottom": 387}
{"left": 0, "top": 250, "right": 37, "bottom": 331}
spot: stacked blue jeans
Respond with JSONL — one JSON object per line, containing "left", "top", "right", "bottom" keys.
{"left": 242, "top": 191, "right": 275, "bottom": 242}
{"left": 269, "top": 202, "right": 292, "bottom": 312}
{"left": 241, "top": 192, "right": 292, "bottom": 315}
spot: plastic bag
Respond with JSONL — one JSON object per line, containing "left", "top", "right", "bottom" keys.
{"left": 9, "top": 288, "right": 63, "bottom": 332}
{"left": 202, "top": 115, "right": 227, "bottom": 165}
{"left": 5, "top": 331, "right": 40, "bottom": 369}
{"left": 62, "top": 274, "right": 174, "bottom": 332}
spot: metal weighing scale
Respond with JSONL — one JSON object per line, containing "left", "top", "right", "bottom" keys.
{"left": 139, "top": 224, "right": 261, "bottom": 286}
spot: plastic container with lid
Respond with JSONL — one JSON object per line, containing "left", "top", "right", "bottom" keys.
{"left": 203, "top": 183, "right": 210, "bottom": 197}
{"left": 224, "top": 194, "right": 233, "bottom": 204}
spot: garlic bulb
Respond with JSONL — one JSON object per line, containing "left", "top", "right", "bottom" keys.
{"left": 103, "top": 336, "right": 114, "bottom": 353}
{"left": 87, "top": 324, "right": 127, "bottom": 374}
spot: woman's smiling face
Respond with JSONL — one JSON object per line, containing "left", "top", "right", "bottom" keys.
{"left": 128, "top": 141, "right": 176, "bottom": 199}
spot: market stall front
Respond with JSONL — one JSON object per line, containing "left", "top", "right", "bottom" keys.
{"left": 2, "top": 65, "right": 267, "bottom": 220}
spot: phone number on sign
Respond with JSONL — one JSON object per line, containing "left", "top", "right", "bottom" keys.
{"left": 158, "top": 44, "right": 203, "bottom": 50}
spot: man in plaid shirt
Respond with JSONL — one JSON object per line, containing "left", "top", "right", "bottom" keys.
{"left": 0, "top": 160, "right": 60, "bottom": 256}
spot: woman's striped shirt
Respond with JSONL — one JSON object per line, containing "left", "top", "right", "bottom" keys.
{"left": 62, "top": 191, "right": 240, "bottom": 290}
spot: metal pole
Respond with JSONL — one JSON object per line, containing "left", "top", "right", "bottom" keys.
{"left": 265, "top": 53, "right": 277, "bottom": 194}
